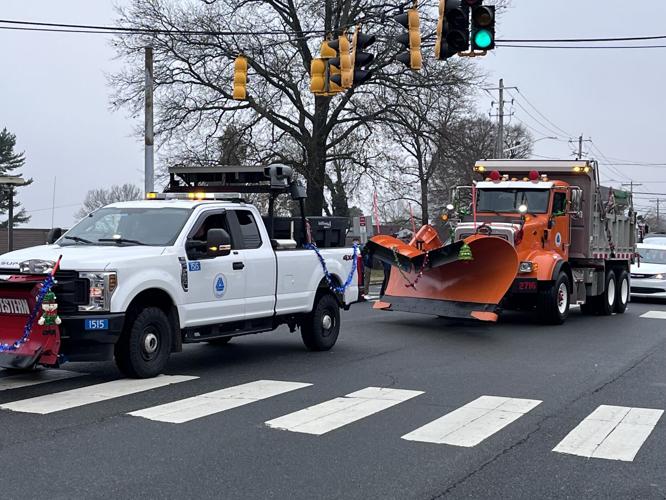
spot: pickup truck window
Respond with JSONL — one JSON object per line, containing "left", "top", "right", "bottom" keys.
{"left": 236, "top": 210, "right": 262, "bottom": 249}
{"left": 60, "top": 207, "right": 191, "bottom": 246}
{"left": 187, "top": 212, "right": 234, "bottom": 258}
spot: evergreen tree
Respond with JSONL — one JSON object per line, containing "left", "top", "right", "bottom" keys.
{"left": 0, "top": 128, "right": 31, "bottom": 227}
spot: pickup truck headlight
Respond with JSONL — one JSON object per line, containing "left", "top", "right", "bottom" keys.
{"left": 519, "top": 261, "right": 539, "bottom": 273}
{"left": 78, "top": 272, "right": 117, "bottom": 312}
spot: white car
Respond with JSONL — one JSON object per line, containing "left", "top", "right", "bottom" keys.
{"left": 630, "top": 243, "right": 666, "bottom": 299}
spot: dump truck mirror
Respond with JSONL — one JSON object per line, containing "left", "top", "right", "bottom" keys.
{"left": 570, "top": 187, "right": 583, "bottom": 213}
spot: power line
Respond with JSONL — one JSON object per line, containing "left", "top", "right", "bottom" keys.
{"left": 513, "top": 89, "right": 572, "bottom": 138}
{"left": 497, "top": 44, "right": 666, "bottom": 50}
{"left": 498, "top": 34, "right": 666, "bottom": 43}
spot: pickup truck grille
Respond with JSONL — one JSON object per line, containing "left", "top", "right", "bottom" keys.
{"left": 0, "top": 269, "right": 89, "bottom": 314}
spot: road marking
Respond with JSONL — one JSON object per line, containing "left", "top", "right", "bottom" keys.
{"left": 128, "top": 380, "right": 312, "bottom": 423}
{"left": 640, "top": 311, "right": 666, "bottom": 320}
{"left": 0, "top": 375, "right": 197, "bottom": 414}
{"left": 265, "top": 386, "right": 423, "bottom": 435}
{"left": 553, "top": 405, "right": 664, "bottom": 461}
{"left": 0, "top": 370, "right": 84, "bottom": 391}
{"left": 402, "top": 395, "right": 542, "bottom": 447}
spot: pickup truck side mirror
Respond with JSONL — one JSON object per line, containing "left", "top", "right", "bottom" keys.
{"left": 207, "top": 228, "right": 232, "bottom": 257}
{"left": 47, "top": 227, "right": 63, "bottom": 244}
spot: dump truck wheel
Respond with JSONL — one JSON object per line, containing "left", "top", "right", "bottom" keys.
{"left": 615, "top": 270, "right": 629, "bottom": 314}
{"left": 301, "top": 293, "right": 340, "bottom": 351}
{"left": 115, "top": 307, "right": 172, "bottom": 378}
{"left": 598, "top": 270, "right": 617, "bottom": 316}
{"left": 538, "top": 272, "right": 571, "bottom": 325}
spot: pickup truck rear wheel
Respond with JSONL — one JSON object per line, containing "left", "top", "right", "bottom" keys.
{"left": 115, "top": 307, "right": 171, "bottom": 378}
{"left": 301, "top": 293, "right": 340, "bottom": 351}
{"left": 537, "top": 272, "right": 571, "bottom": 325}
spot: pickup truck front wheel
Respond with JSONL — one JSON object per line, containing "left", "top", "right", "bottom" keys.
{"left": 115, "top": 307, "right": 171, "bottom": 378}
{"left": 301, "top": 294, "right": 340, "bottom": 351}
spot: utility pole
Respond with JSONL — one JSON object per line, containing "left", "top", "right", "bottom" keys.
{"left": 145, "top": 47, "right": 154, "bottom": 195}
{"left": 621, "top": 182, "right": 641, "bottom": 213}
{"left": 485, "top": 79, "right": 517, "bottom": 159}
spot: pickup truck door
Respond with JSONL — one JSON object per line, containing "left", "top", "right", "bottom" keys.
{"left": 227, "top": 209, "right": 277, "bottom": 319}
{"left": 182, "top": 210, "right": 246, "bottom": 326}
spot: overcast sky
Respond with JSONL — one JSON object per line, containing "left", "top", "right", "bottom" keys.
{"left": 1, "top": 0, "right": 665, "bottom": 227}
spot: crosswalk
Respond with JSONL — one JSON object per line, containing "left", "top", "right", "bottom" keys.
{"left": 0, "top": 369, "right": 662, "bottom": 463}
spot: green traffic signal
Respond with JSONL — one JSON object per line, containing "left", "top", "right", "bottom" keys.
{"left": 473, "top": 29, "right": 493, "bottom": 49}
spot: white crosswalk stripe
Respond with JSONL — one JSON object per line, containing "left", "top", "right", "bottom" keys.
{"left": 640, "top": 311, "right": 666, "bottom": 320}
{"left": 265, "top": 386, "right": 423, "bottom": 435}
{"left": 128, "top": 379, "right": 312, "bottom": 423}
{"left": 553, "top": 405, "right": 664, "bottom": 461}
{"left": 0, "top": 375, "right": 198, "bottom": 414}
{"left": 0, "top": 369, "right": 85, "bottom": 391}
{"left": 402, "top": 396, "right": 542, "bottom": 447}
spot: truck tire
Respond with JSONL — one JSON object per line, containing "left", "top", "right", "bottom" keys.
{"left": 115, "top": 307, "right": 172, "bottom": 378}
{"left": 615, "top": 270, "right": 630, "bottom": 314}
{"left": 538, "top": 272, "right": 571, "bottom": 325}
{"left": 598, "top": 270, "right": 617, "bottom": 316}
{"left": 301, "top": 293, "right": 340, "bottom": 351}
{"left": 581, "top": 270, "right": 618, "bottom": 316}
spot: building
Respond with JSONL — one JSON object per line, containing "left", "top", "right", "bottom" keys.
{"left": 0, "top": 228, "right": 51, "bottom": 254}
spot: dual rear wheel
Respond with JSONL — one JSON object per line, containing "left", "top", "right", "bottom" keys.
{"left": 580, "top": 269, "right": 630, "bottom": 316}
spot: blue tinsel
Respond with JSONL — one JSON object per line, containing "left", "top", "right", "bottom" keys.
{"left": 305, "top": 242, "right": 358, "bottom": 294}
{"left": 0, "top": 275, "right": 55, "bottom": 353}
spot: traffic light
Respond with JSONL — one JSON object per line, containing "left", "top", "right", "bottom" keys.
{"left": 471, "top": 4, "right": 495, "bottom": 51}
{"left": 394, "top": 9, "right": 422, "bottom": 70}
{"left": 446, "top": 1, "right": 470, "bottom": 52}
{"left": 232, "top": 55, "right": 248, "bottom": 100}
{"left": 329, "top": 34, "right": 353, "bottom": 89}
{"left": 351, "top": 29, "right": 376, "bottom": 85}
{"left": 309, "top": 58, "right": 326, "bottom": 94}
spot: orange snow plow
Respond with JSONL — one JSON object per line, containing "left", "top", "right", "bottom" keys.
{"left": 367, "top": 225, "right": 519, "bottom": 322}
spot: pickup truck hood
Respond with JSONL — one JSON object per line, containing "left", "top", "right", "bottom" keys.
{"left": 0, "top": 245, "right": 167, "bottom": 272}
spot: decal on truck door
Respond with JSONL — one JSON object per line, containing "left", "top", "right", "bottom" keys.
{"left": 555, "top": 232, "right": 562, "bottom": 247}
{"left": 214, "top": 273, "right": 227, "bottom": 298}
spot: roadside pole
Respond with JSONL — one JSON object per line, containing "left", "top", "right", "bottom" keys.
{"left": 7, "top": 186, "right": 13, "bottom": 252}
{"left": 145, "top": 46, "right": 154, "bottom": 194}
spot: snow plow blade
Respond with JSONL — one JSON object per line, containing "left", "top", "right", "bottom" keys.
{"left": 0, "top": 276, "right": 61, "bottom": 369}
{"left": 367, "top": 226, "right": 519, "bottom": 322}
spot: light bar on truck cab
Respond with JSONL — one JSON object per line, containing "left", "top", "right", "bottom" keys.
{"left": 146, "top": 192, "right": 244, "bottom": 201}
{"left": 474, "top": 160, "right": 595, "bottom": 174}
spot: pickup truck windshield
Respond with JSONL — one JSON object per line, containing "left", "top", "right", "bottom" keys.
{"left": 59, "top": 207, "right": 191, "bottom": 246}
{"left": 477, "top": 189, "right": 550, "bottom": 214}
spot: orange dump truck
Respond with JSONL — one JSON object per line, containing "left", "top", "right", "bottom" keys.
{"left": 367, "top": 159, "right": 636, "bottom": 324}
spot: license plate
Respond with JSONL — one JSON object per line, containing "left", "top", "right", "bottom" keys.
{"left": 85, "top": 319, "right": 109, "bottom": 330}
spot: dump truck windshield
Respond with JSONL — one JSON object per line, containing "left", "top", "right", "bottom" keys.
{"left": 477, "top": 189, "right": 550, "bottom": 214}
{"left": 59, "top": 207, "right": 191, "bottom": 246}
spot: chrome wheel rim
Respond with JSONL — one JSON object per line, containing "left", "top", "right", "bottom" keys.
{"left": 142, "top": 330, "right": 159, "bottom": 360}
{"left": 557, "top": 282, "right": 568, "bottom": 314}
{"left": 607, "top": 278, "right": 616, "bottom": 307}
{"left": 322, "top": 314, "right": 333, "bottom": 331}
{"left": 620, "top": 277, "right": 629, "bottom": 305}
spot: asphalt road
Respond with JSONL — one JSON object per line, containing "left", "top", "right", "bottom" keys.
{"left": 0, "top": 299, "right": 665, "bottom": 499}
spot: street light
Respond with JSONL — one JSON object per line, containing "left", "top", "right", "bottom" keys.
{"left": 503, "top": 136, "right": 558, "bottom": 154}
{"left": 0, "top": 176, "right": 29, "bottom": 252}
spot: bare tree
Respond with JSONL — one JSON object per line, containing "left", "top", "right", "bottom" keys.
{"left": 110, "top": 0, "right": 481, "bottom": 215}
{"left": 75, "top": 184, "right": 144, "bottom": 220}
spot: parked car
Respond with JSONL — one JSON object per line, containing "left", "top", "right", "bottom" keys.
{"left": 630, "top": 243, "right": 666, "bottom": 299}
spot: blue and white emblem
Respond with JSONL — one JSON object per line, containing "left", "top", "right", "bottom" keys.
{"left": 214, "top": 273, "right": 226, "bottom": 298}
{"left": 189, "top": 261, "right": 201, "bottom": 272}
{"left": 555, "top": 232, "right": 562, "bottom": 247}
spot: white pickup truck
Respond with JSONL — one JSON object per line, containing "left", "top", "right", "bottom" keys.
{"left": 0, "top": 196, "right": 360, "bottom": 377}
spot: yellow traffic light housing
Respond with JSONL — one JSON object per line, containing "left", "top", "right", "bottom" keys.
{"left": 310, "top": 58, "right": 326, "bottom": 94}
{"left": 232, "top": 55, "right": 248, "bottom": 100}
{"left": 330, "top": 34, "right": 353, "bottom": 88}
{"left": 394, "top": 8, "right": 422, "bottom": 70}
